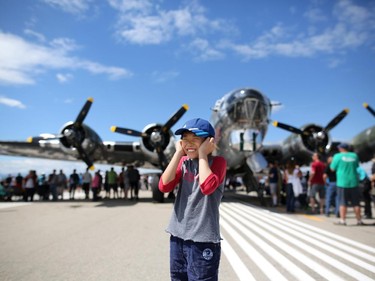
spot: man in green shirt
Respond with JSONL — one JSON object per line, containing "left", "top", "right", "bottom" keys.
{"left": 330, "top": 143, "right": 363, "bottom": 225}
{"left": 108, "top": 167, "right": 118, "bottom": 199}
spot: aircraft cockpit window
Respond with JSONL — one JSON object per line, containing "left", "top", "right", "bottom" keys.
{"left": 226, "top": 96, "right": 270, "bottom": 129}
{"left": 233, "top": 98, "right": 263, "bottom": 124}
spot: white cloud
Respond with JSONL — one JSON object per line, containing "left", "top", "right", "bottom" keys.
{"left": 304, "top": 7, "right": 327, "bottom": 23}
{"left": 63, "top": 98, "right": 74, "bottom": 104}
{"left": 56, "top": 73, "right": 73, "bottom": 83}
{"left": 188, "top": 38, "right": 225, "bottom": 61}
{"left": 334, "top": 0, "right": 373, "bottom": 27}
{"left": 24, "top": 29, "right": 46, "bottom": 42}
{"left": 76, "top": 60, "right": 131, "bottom": 80}
{"left": 327, "top": 58, "right": 344, "bottom": 69}
{"left": 33, "top": 0, "right": 375, "bottom": 65}
{"left": 112, "top": 0, "right": 235, "bottom": 46}
{"left": 224, "top": 0, "right": 375, "bottom": 61}
{"left": 0, "top": 96, "right": 26, "bottom": 109}
{"left": 42, "top": 0, "right": 92, "bottom": 14}
{"left": 0, "top": 31, "right": 133, "bottom": 85}
{"left": 0, "top": 68, "right": 35, "bottom": 85}
{"left": 151, "top": 70, "right": 179, "bottom": 83}
{"left": 107, "top": 0, "right": 152, "bottom": 14}
{"left": 50, "top": 37, "right": 80, "bottom": 52}
{"left": 118, "top": 14, "right": 173, "bottom": 45}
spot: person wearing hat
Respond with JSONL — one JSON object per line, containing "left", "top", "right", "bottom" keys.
{"left": 159, "top": 118, "right": 227, "bottom": 281}
{"left": 330, "top": 143, "right": 364, "bottom": 225}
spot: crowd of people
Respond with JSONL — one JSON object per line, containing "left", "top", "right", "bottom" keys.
{"left": 222, "top": 143, "right": 375, "bottom": 224}
{"left": 262, "top": 143, "right": 375, "bottom": 224}
{"left": 1, "top": 145, "right": 374, "bottom": 225}
{"left": 0, "top": 165, "right": 157, "bottom": 202}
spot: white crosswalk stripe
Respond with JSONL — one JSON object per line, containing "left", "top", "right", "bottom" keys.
{"left": 221, "top": 235, "right": 256, "bottom": 281}
{"left": 220, "top": 202, "right": 375, "bottom": 281}
{"left": 0, "top": 202, "right": 32, "bottom": 209}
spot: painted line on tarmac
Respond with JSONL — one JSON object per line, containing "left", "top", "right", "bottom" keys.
{"left": 301, "top": 214, "right": 324, "bottom": 221}
{"left": 221, "top": 234, "right": 255, "bottom": 281}
{"left": 0, "top": 202, "right": 32, "bottom": 209}
{"left": 222, "top": 204, "right": 334, "bottom": 281}
{"left": 222, "top": 202, "right": 375, "bottom": 281}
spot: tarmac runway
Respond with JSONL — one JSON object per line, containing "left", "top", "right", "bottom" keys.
{"left": 1, "top": 189, "right": 374, "bottom": 281}
{"left": 0, "top": 191, "right": 173, "bottom": 281}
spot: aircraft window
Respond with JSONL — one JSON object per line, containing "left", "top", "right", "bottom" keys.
{"left": 231, "top": 98, "right": 269, "bottom": 127}
{"left": 226, "top": 93, "right": 236, "bottom": 104}
{"left": 234, "top": 99, "right": 258, "bottom": 121}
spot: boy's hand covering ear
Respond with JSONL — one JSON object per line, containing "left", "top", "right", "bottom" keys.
{"left": 199, "top": 137, "right": 215, "bottom": 156}
{"left": 175, "top": 140, "right": 185, "bottom": 156}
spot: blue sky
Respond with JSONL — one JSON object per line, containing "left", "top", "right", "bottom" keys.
{"left": 0, "top": 0, "right": 374, "bottom": 176}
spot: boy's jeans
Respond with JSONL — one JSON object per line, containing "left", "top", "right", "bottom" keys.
{"left": 170, "top": 235, "right": 221, "bottom": 281}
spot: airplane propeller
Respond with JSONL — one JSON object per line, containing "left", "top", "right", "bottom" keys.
{"left": 272, "top": 108, "right": 349, "bottom": 153}
{"left": 74, "top": 98, "right": 93, "bottom": 126}
{"left": 323, "top": 109, "right": 349, "bottom": 133}
{"left": 28, "top": 98, "right": 95, "bottom": 170}
{"left": 111, "top": 127, "right": 147, "bottom": 137}
{"left": 271, "top": 121, "right": 304, "bottom": 135}
{"left": 62, "top": 98, "right": 95, "bottom": 169}
{"left": 111, "top": 104, "right": 189, "bottom": 170}
{"left": 363, "top": 103, "right": 375, "bottom": 117}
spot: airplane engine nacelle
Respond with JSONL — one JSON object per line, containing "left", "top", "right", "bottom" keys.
{"left": 58, "top": 122, "right": 106, "bottom": 161}
{"left": 138, "top": 123, "right": 176, "bottom": 165}
{"left": 280, "top": 124, "right": 332, "bottom": 165}
{"left": 352, "top": 126, "right": 375, "bottom": 163}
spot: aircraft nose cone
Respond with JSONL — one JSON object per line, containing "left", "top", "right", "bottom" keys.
{"left": 151, "top": 131, "right": 162, "bottom": 143}
{"left": 316, "top": 131, "right": 325, "bottom": 140}
{"left": 63, "top": 128, "right": 74, "bottom": 138}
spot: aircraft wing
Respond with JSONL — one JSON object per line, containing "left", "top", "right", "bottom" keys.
{"left": 0, "top": 140, "right": 79, "bottom": 161}
{"left": 103, "top": 141, "right": 167, "bottom": 168}
{"left": 0, "top": 98, "right": 188, "bottom": 170}
{"left": 0, "top": 138, "right": 172, "bottom": 169}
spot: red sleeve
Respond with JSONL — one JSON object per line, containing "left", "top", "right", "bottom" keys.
{"left": 200, "top": 156, "right": 227, "bottom": 195}
{"left": 158, "top": 157, "right": 186, "bottom": 193}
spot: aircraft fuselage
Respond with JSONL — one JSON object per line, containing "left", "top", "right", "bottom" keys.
{"left": 210, "top": 88, "right": 271, "bottom": 170}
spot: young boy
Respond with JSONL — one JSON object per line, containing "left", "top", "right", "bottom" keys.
{"left": 159, "top": 118, "right": 227, "bottom": 281}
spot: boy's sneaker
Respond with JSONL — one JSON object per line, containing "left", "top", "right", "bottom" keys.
{"left": 357, "top": 221, "right": 365, "bottom": 226}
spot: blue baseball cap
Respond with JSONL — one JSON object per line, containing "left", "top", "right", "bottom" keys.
{"left": 175, "top": 118, "right": 215, "bottom": 137}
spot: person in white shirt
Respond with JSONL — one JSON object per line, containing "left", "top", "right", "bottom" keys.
{"left": 82, "top": 168, "right": 92, "bottom": 199}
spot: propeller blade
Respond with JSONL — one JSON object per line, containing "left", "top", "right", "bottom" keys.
{"left": 156, "top": 146, "right": 169, "bottom": 171}
{"left": 75, "top": 145, "right": 95, "bottom": 170}
{"left": 111, "top": 104, "right": 189, "bottom": 170}
{"left": 74, "top": 97, "right": 94, "bottom": 126}
{"left": 161, "top": 104, "right": 189, "bottom": 132}
{"left": 363, "top": 103, "right": 375, "bottom": 117}
{"left": 110, "top": 126, "right": 147, "bottom": 137}
{"left": 272, "top": 121, "right": 304, "bottom": 135}
{"left": 323, "top": 108, "right": 349, "bottom": 132}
